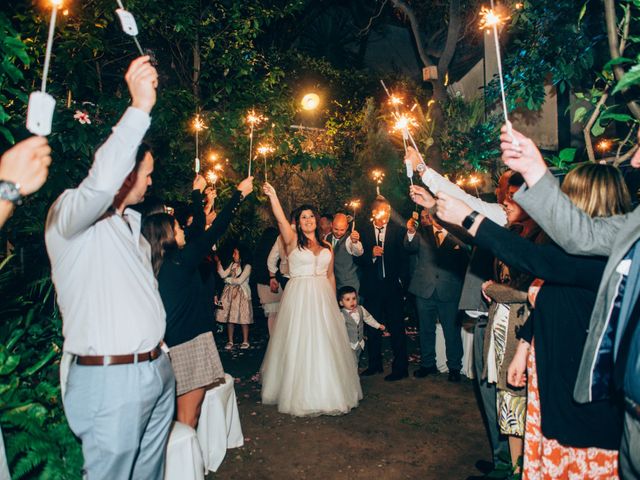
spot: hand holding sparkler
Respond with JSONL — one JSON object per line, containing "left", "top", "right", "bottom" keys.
{"left": 409, "top": 185, "right": 436, "bottom": 209}
{"left": 499, "top": 124, "right": 547, "bottom": 186}
{"left": 126, "top": 56, "right": 158, "bottom": 114}
{"left": 405, "top": 146, "right": 426, "bottom": 173}
{"left": 192, "top": 173, "right": 206, "bottom": 193}
{"left": 237, "top": 176, "right": 254, "bottom": 199}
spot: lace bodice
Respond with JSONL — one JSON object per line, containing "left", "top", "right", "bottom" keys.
{"left": 288, "top": 247, "right": 331, "bottom": 278}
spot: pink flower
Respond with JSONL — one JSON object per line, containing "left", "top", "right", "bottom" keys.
{"left": 73, "top": 110, "right": 91, "bottom": 125}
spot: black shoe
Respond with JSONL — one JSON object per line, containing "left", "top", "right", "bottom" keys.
{"left": 413, "top": 366, "right": 439, "bottom": 378}
{"left": 474, "top": 460, "right": 494, "bottom": 475}
{"left": 384, "top": 371, "right": 408, "bottom": 382}
{"left": 360, "top": 367, "right": 383, "bottom": 377}
{"left": 448, "top": 369, "right": 461, "bottom": 382}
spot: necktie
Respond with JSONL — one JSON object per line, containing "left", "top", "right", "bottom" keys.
{"left": 376, "top": 226, "right": 386, "bottom": 279}
{"left": 435, "top": 229, "right": 443, "bottom": 247}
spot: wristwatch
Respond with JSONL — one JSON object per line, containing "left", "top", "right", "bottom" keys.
{"left": 416, "top": 163, "right": 427, "bottom": 174}
{"left": 462, "top": 211, "right": 479, "bottom": 230}
{"left": 0, "top": 181, "right": 22, "bottom": 205}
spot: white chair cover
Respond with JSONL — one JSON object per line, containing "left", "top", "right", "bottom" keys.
{"left": 435, "top": 323, "right": 475, "bottom": 378}
{"left": 165, "top": 422, "right": 205, "bottom": 480}
{"left": 197, "top": 373, "right": 244, "bottom": 472}
{"left": 0, "top": 426, "right": 10, "bottom": 480}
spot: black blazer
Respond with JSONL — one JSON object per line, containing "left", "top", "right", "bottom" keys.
{"left": 358, "top": 221, "right": 408, "bottom": 295}
{"left": 404, "top": 227, "right": 469, "bottom": 302}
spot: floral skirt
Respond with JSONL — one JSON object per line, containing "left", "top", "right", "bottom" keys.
{"left": 216, "top": 285, "right": 253, "bottom": 325}
{"left": 523, "top": 343, "right": 619, "bottom": 479}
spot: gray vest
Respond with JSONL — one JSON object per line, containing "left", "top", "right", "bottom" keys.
{"left": 342, "top": 306, "right": 365, "bottom": 346}
{"left": 329, "top": 234, "right": 360, "bottom": 292}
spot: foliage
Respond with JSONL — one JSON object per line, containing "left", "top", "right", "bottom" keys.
{"left": 439, "top": 95, "right": 500, "bottom": 174}
{"left": 0, "top": 12, "right": 29, "bottom": 144}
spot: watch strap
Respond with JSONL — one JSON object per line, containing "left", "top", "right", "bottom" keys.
{"left": 462, "top": 211, "right": 479, "bottom": 230}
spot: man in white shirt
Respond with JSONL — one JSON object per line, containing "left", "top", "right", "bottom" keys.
{"left": 45, "top": 56, "right": 174, "bottom": 480}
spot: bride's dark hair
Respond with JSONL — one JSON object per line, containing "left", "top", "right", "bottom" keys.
{"left": 295, "top": 204, "right": 330, "bottom": 251}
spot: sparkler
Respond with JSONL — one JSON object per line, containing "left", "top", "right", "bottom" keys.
{"left": 246, "top": 110, "right": 265, "bottom": 176}
{"left": 346, "top": 199, "right": 361, "bottom": 230}
{"left": 26, "top": 0, "right": 63, "bottom": 135}
{"left": 468, "top": 174, "right": 482, "bottom": 197}
{"left": 192, "top": 114, "right": 206, "bottom": 173}
{"left": 115, "top": 0, "right": 144, "bottom": 56}
{"left": 371, "top": 169, "right": 385, "bottom": 195}
{"left": 256, "top": 144, "right": 275, "bottom": 182}
{"left": 596, "top": 139, "right": 612, "bottom": 158}
{"left": 479, "top": 2, "right": 518, "bottom": 145}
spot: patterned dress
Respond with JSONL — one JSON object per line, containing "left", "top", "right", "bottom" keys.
{"left": 523, "top": 343, "right": 619, "bottom": 479}
{"left": 216, "top": 262, "right": 253, "bottom": 325}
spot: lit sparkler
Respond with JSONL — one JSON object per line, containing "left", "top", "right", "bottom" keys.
{"left": 346, "top": 199, "right": 361, "bottom": 230}
{"left": 192, "top": 114, "right": 207, "bottom": 173}
{"left": 371, "top": 169, "right": 385, "bottom": 195}
{"left": 246, "top": 110, "right": 266, "bottom": 177}
{"left": 256, "top": 143, "right": 275, "bottom": 182}
{"left": 479, "top": 3, "right": 517, "bottom": 145}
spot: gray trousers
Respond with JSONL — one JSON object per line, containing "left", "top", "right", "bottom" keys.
{"left": 415, "top": 293, "right": 462, "bottom": 371}
{"left": 474, "top": 320, "right": 509, "bottom": 466}
{"left": 621, "top": 410, "right": 640, "bottom": 480}
{"left": 64, "top": 352, "right": 175, "bottom": 480}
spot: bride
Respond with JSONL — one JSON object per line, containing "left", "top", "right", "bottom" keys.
{"left": 260, "top": 182, "right": 362, "bottom": 416}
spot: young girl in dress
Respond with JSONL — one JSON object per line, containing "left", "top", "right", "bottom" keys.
{"left": 216, "top": 245, "right": 253, "bottom": 350}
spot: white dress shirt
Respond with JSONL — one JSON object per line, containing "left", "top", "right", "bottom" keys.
{"left": 267, "top": 235, "right": 289, "bottom": 278}
{"left": 420, "top": 169, "right": 507, "bottom": 226}
{"left": 46, "top": 107, "right": 165, "bottom": 356}
{"left": 331, "top": 235, "right": 364, "bottom": 256}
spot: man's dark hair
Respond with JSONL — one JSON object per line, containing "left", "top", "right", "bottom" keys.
{"left": 135, "top": 143, "right": 153, "bottom": 166}
{"left": 320, "top": 213, "right": 334, "bottom": 222}
{"left": 508, "top": 172, "right": 525, "bottom": 188}
{"left": 337, "top": 285, "right": 357, "bottom": 301}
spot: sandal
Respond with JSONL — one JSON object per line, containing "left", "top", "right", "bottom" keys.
{"left": 240, "top": 342, "right": 250, "bottom": 350}
{"left": 224, "top": 342, "right": 234, "bottom": 350}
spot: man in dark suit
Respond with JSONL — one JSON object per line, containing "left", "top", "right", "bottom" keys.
{"left": 358, "top": 196, "right": 409, "bottom": 381}
{"left": 405, "top": 209, "right": 469, "bottom": 382}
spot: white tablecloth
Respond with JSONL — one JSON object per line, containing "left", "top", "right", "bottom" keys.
{"left": 435, "top": 324, "right": 475, "bottom": 378}
{"left": 197, "top": 373, "right": 244, "bottom": 473}
{"left": 0, "top": 426, "right": 9, "bottom": 480}
{"left": 165, "top": 422, "right": 204, "bottom": 480}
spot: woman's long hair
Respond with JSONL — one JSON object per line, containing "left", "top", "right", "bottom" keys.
{"left": 142, "top": 213, "right": 178, "bottom": 277}
{"left": 562, "top": 162, "right": 632, "bottom": 217}
{"left": 294, "top": 204, "right": 330, "bottom": 251}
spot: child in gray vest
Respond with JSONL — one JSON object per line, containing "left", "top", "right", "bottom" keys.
{"left": 338, "top": 286, "right": 385, "bottom": 365}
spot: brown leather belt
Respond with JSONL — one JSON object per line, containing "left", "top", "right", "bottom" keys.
{"left": 76, "top": 346, "right": 162, "bottom": 366}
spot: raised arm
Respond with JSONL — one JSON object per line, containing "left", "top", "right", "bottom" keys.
{"left": 405, "top": 147, "right": 507, "bottom": 226}
{"left": 0, "top": 136, "right": 52, "bottom": 229}
{"left": 47, "top": 57, "right": 156, "bottom": 239}
{"left": 500, "top": 126, "right": 628, "bottom": 256}
{"left": 263, "top": 182, "right": 296, "bottom": 251}
{"left": 435, "top": 191, "right": 607, "bottom": 291}
{"left": 181, "top": 177, "right": 253, "bottom": 270}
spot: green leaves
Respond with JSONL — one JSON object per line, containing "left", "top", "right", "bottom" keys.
{"left": 612, "top": 64, "right": 640, "bottom": 94}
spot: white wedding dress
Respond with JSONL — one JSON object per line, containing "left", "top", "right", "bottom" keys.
{"left": 260, "top": 247, "right": 362, "bottom": 416}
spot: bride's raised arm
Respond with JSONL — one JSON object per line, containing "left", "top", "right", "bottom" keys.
{"left": 263, "top": 182, "right": 296, "bottom": 250}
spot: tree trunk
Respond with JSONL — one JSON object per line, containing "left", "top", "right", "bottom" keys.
{"left": 389, "top": 0, "right": 464, "bottom": 172}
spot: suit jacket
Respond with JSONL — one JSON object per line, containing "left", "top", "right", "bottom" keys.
{"left": 404, "top": 227, "right": 470, "bottom": 302}
{"left": 358, "top": 221, "right": 408, "bottom": 296}
{"left": 326, "top": 233, "right": 360, "bottom": 292}
{"left": 514, "top": 170, "right": 639, "bottom": 404}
